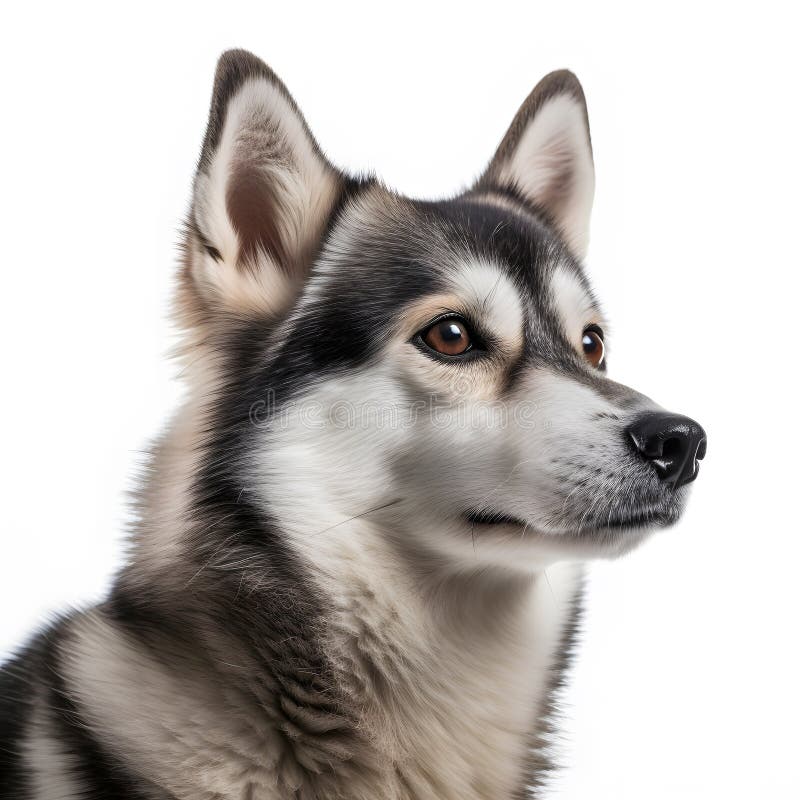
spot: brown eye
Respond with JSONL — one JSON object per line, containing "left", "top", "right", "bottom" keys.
{"left": 423, "top": 318, "right": 473, "bottom": 356}
{"left": 582, "top": 326, "right": 605, "bottom": 368}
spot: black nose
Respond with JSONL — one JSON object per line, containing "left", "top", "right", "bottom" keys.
{"left": 627, "top": 412, "right": 707, "bottom": 487}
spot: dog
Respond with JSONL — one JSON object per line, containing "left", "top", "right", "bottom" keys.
{"left": 0, "top": 49, "right": 706, "bottom": 799}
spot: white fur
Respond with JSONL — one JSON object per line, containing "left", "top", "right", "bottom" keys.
{"left": 443, "top": 259, "right": 525, "bottom": 348}
{"left": 550, "top": 264, "right": 604, "bottom": 348}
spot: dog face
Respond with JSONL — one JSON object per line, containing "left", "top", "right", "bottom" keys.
{"left": 181, "top": 51, "right": 705, "bottom": 571}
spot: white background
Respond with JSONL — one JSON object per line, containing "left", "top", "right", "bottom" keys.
{"left": 1, "top": 3, "right": 797, "bottom": 798}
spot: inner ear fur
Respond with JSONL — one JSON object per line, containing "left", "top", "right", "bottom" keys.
{"left": 189, "top": 49, "right": 343, "bottom": 316}
{"left": 476, "top": 70, "right": 595, "bottom": 260}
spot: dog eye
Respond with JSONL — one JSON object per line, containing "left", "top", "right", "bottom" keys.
{"left": 422, "top": 316, "right": 473, "bottom": 356}
{"left": 582, "top": 325, "right": 605, "bottom": 368}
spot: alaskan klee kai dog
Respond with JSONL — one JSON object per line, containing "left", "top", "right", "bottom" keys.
{"left": 0, "top": 50, "right": 706, "bottom": 799}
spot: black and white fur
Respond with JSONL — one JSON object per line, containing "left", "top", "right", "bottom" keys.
{"left": 0, "top": 50, "right": 704, "bottom": 799}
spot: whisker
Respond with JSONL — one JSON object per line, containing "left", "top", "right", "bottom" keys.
{"left": 474, "top": 459, "right": 533, "bottom": 510}
{"left": 543, "top": 569, "right": 559, "bottom": 610}
{"left": 308, "top": 498, "right": 403, "bottom": 539}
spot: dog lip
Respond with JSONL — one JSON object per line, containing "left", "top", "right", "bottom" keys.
{"left": 465, "top": 510, "right": 528, "bottom": 528}
{"left": 464, "top": 507, "right": 679, "bottom": 534}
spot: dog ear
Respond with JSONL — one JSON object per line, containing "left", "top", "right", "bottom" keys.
{"left": 189, "top": 50, "right": 342, "bottom": 316}
{"left": 477, "top": 71, "right": 594, "bottom": 260}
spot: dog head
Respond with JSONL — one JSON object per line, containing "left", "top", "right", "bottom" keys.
{"left": 179, "top": 50, "right": 706, "bottom": 571}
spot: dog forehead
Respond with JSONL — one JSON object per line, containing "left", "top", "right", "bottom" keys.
{"left": 314, "top": 186, "right": 575, "bottom": 314}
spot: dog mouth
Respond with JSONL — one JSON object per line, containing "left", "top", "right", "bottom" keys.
{"left": 464, "top": 507, "right": 678, "bottom": 534}
{"left": 465, "top": 510, "right": 529, "bottom": 529}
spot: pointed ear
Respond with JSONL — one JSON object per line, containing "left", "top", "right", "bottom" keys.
{"left": 189, "top": 50, "right": 343, "bottom": 315}
{"left": 477, "top": 71, "right": 594, "bottom": 260}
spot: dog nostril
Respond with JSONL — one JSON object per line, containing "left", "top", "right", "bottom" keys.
{"left": 661, "top": 437, "right": 683, "bottom": 462}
